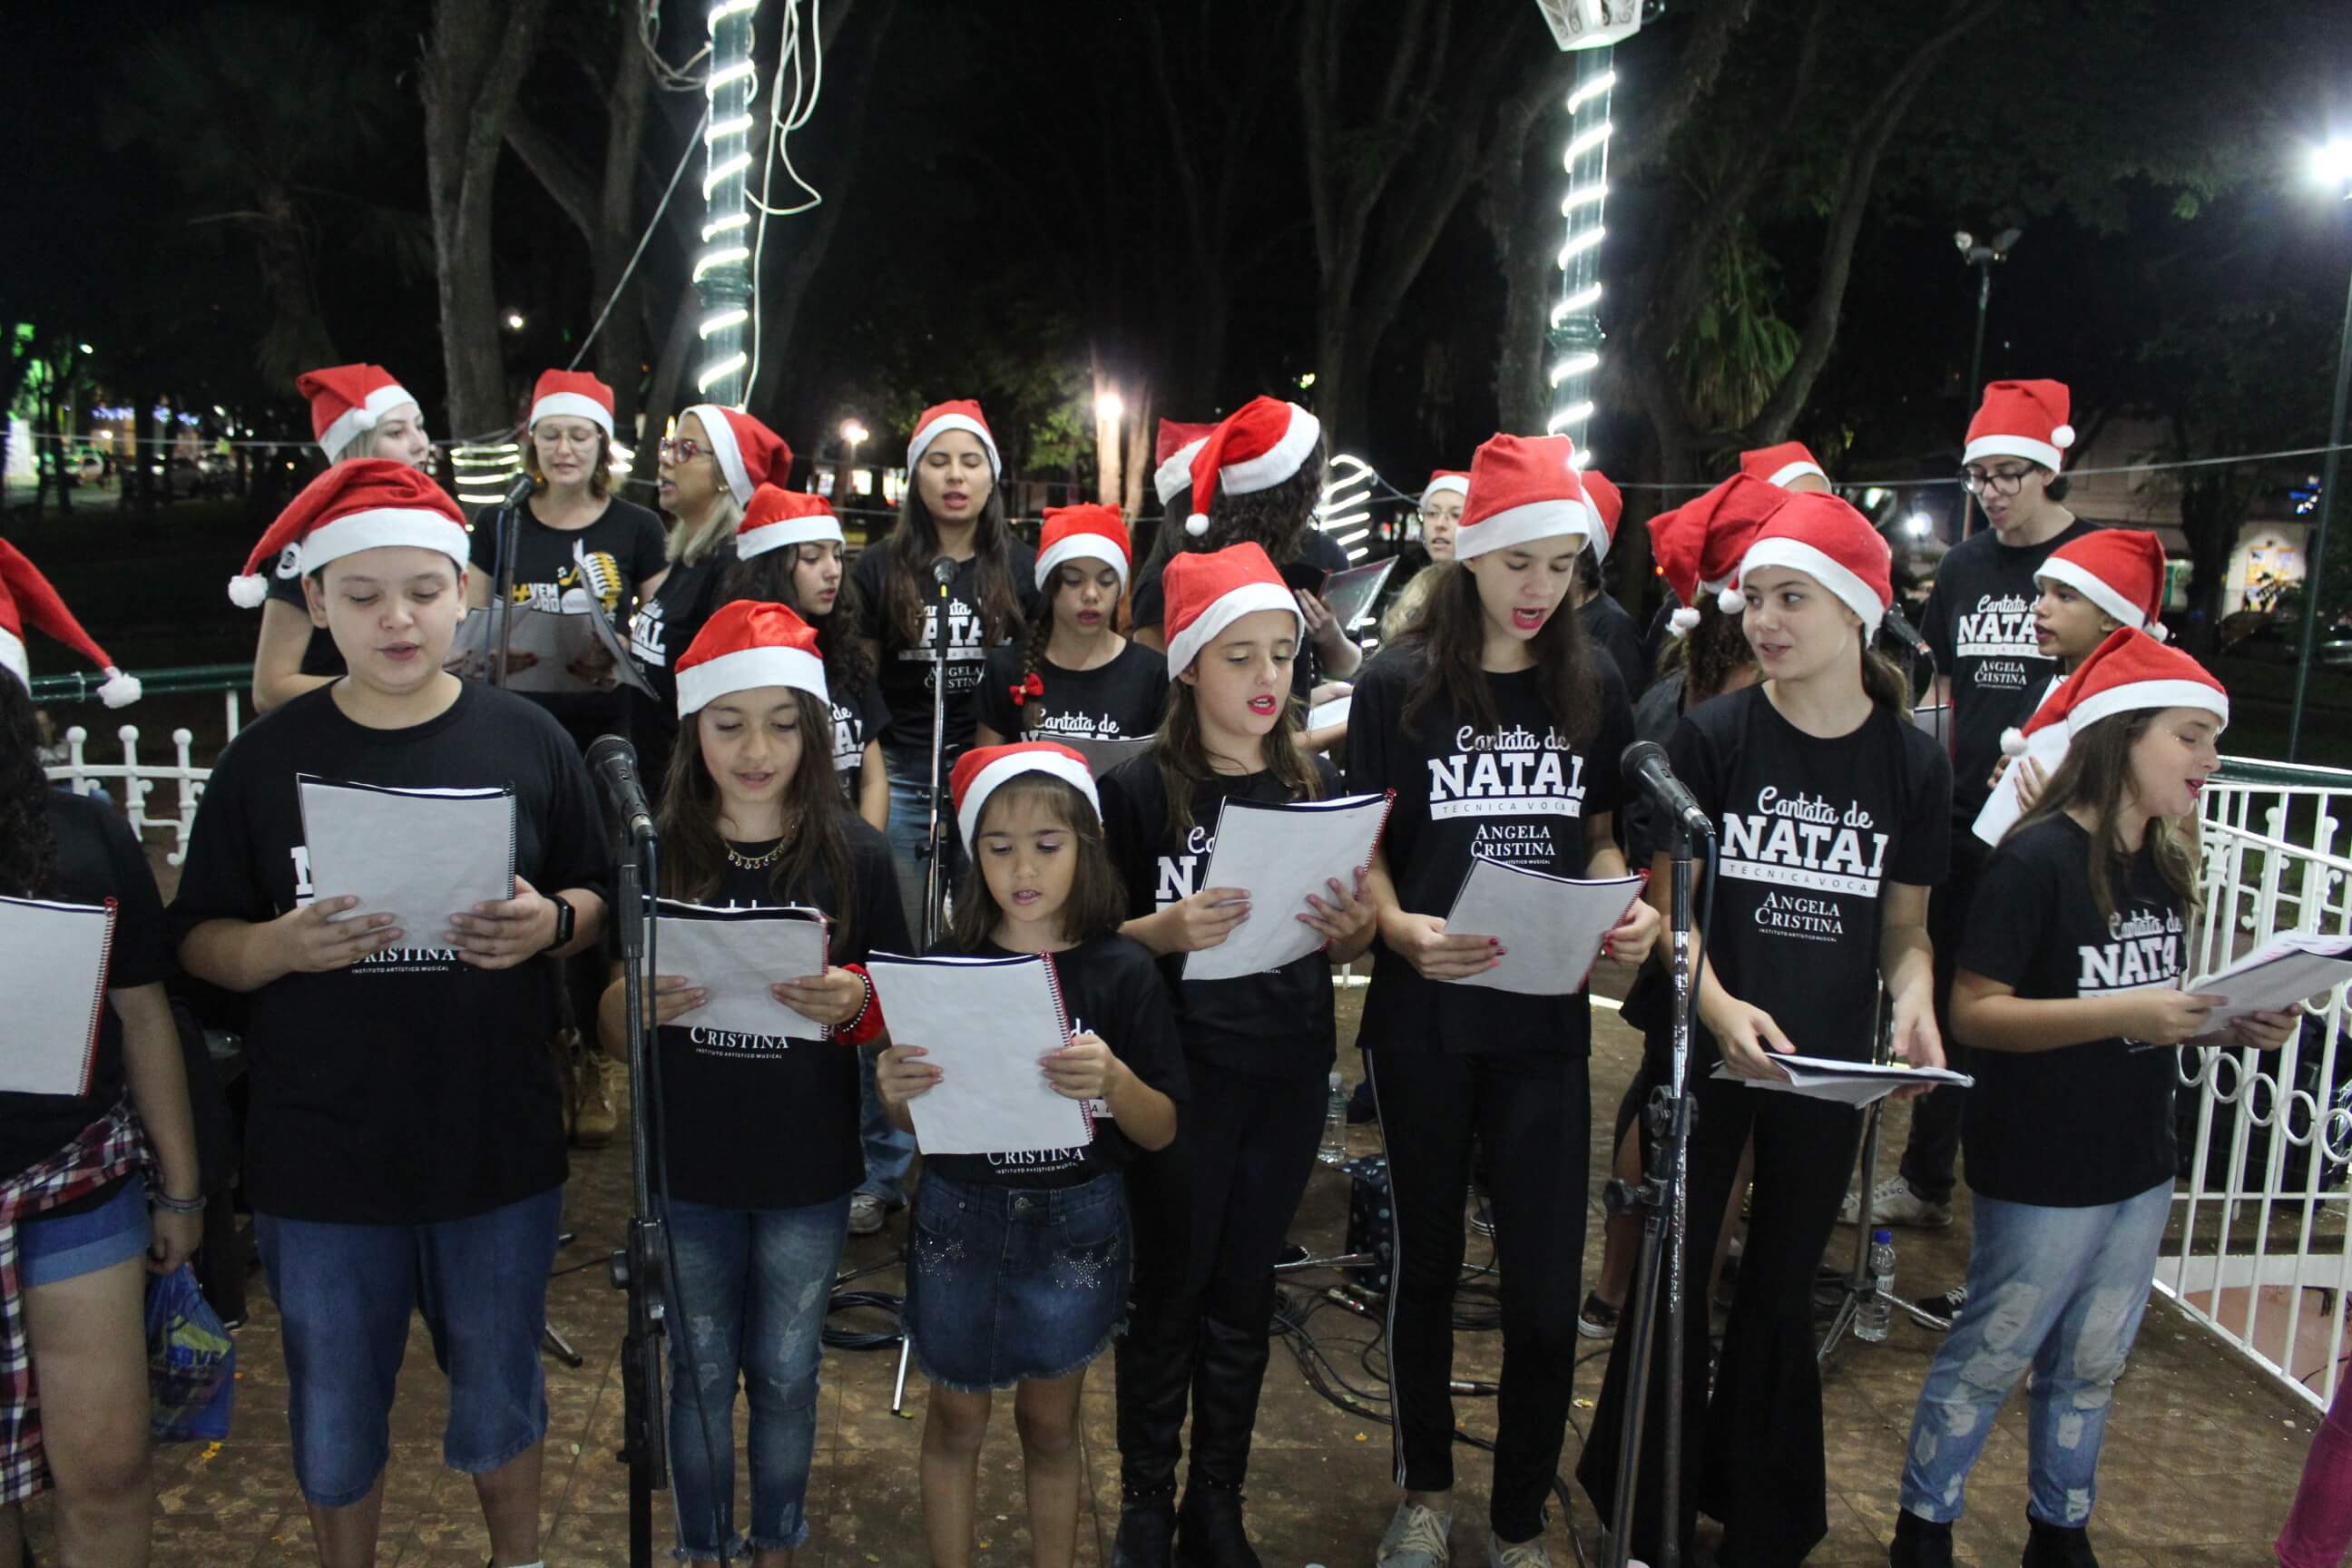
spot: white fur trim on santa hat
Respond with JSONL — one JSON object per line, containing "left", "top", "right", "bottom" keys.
{"left": 1963, "top": 433, "right": 2064, "bottom": 475}
{"left": 1166, "top": 581, "right": 1303, "bottom": 677}
{"left": 1763, "top": 459, "right": 1828, "bottom": 490}
{"left": 1454, "top": 499, "right": 1591, "bottom": 563}
{"left": 1154, "top": 438, "right": 1208, "bottom": 508}
{"left": 956, "top": 750, "right": 1099, "bottom": 851}
{"left": 1424, "top": 475, "right": 1469, "bottom": 500}
{"left": 1035, "top": 533, "right": 1130, "bottom": 592}
{"left": 675, "top": 644, "right": 829, "bottom": 717}
{"left": 1736, "top": 536, "right": 1887, "bottom": 638}
{"left": 739, "top": 514, "right": 846, "bottom": 560}
{"left": 908, "top": 413, "right": 1001, "bottom": 477}
{"left": 2034, "top": 556, "right": 2148, "bottom": 632}
{"left": 0, "top": 629, "right": 24, "bottom": 691}
{"left": 318, "top": 382, "right": 419, "bottom": 463}
{"left": 296, "top": 508, "right": 474, "bottom": 579}
{"left": 530, "top": 391, "right": 614, "bottom": 437}
{"left": 2065, "top": 679, "right": 2228, "bottom": 737}
{"left": 1217, "top": 406, "right": 1321, "bottom": 497}
{"left": 683, "top": 405, "right": 752, "bottom": 507}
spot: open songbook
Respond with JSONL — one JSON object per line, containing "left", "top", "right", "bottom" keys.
{"left": 865, "top": 953, "right": 1093, "bottom": 1155}
{"left": 0, "top": 894, "right": 118, "bottom": 1097}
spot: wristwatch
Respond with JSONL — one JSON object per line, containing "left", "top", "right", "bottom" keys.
{"left": 544, "top": 894, "right": 576, "bottom": 952}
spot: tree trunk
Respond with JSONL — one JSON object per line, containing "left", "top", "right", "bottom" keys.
{"left": 593, "top": 3, "right": 652, "bottom": 440}
{"left": 1478, "top": 76, "right": 1562, "bottom": 436}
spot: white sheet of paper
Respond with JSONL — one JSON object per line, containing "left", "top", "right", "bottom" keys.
{"left": 1439, "top": 857, "right": 1641, "bottom": 996}
{"left": 1182, "top": 792, "right": 1393, "bottom": 984}
{"left": 1305, "top": 689, "right": 1352, "bottom": 731}
{"left": 1063, "top": 734, "right": 1156, "bottom": 779}
{"left": 867, "top": 954, "right": 1094, "bottom": 1156}
{"left": 2189, "top": 932, "right": 2352, "bottom": 1030}
{"left": 1971, "top": 722, "right": 2070, "bottom": 847}
{"left": 1322, "top": 558, "right": 1396, "bottom": 632}
{"left": 573, "top": 543, "right": 655, "bottom": 698}
{"left": 296, "top": 777, "right": 516, "bottom": 936}
{"left": 0, "top": 894, "right": 117, "bottom": 1096}
{"left": 655, "top": 900, "right": 831, "bottom": 1041}
{"left": 1712, "top": 1053, "right": 1974, "bottom": 1108}
{"left": 452, "top": 603, "right": 599, "bottom": 692}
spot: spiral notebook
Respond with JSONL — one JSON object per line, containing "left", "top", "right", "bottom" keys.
{"left": 0, "top": 893, "right": 118, "bottom": 1097}
{"left": 865, "top": 953, "right": 1093, "bottom": 1155}
{"left": 1439, "top": 856, "right": 1643, "bottom": 996}
{"left": 296, "top": 776, "right": 517, "bottom": 936}
{"left": 1182, "top": 790, "right": 1395, "bottom": 983}
{"left": 653, "top": 899, "right": 831, "bottom": 1041}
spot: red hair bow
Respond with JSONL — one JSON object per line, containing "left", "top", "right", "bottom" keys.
{"left": 1009, "top": 671, "right": 1045, "bottom": 707}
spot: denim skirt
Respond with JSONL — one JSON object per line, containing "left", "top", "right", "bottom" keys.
{"left": 903, "top": 1169, "right": 1129, "bottom": 1391}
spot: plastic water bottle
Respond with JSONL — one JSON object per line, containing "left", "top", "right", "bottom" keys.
{"left": 1856, "top": 1229, "right": 1896, "bottom": 1343}
{"left": 1318, "top": 1072, "right": 1350, "bottom": 1165}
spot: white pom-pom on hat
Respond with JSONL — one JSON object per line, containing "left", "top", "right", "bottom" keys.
{"left": 2052, "top": 423, "right": 2075, "bottom": 449}
{"left": 1668, "top": 605, "right": 1701, "bottom": 638}
{"left": 2000, "top": 728, "right": 2028, "bottom": 759}
{"left": 1184, "top": 512, "right": 1210, "bottom": 537}
{"left": 96, "top": 669, "right": 142, "bottom": 709}
{"left": 229, "top": 573, "right": 271, "bottom": 609}
{"left": 1717, "top": 583, "right": 1745, "bottom": 614}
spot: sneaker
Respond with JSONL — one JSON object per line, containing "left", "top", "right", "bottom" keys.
{"left": 1470, "top": 1200, "right": 1496, "bottom": 1239}
{"left": 1112, "top": 1496, "right": 1177, "bottom": 1568}
{"left": 848, "top": 1192, "right": 888, "bottom": 1236}
{"left": 1376, "top": 1501, "right": 1452, "bottom": 1567}
{"left": 1347, "top": 1078, "right": 1380, "bottom": 1125}
{"left": 1576, "top": 1290, "right": 1621, "bottom": 1339}
{"left": 2020, "top": 1515, "right": 2101, "bottom": 1567}
{"left": 1920, "top": 1282, "right": 1968, "bottom": 1326}
{"left": 573, "top": 1047, "right": 620, "bottom": 1148}
{"left": 1887, "top": 1509, "right": 1955, "bottom": 1568}
{"left": 1838, "top": 1173, "right": 1952, "bottom": 1230}
{"left": 1487, "top": 1531, "right": 1551, "bottom": 1567}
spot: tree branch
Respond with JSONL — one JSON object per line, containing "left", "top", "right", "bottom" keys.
{"left": 505, "top": 110, "right": 597, "bottom": 243}
{"left": 1614, "top": 0, "right": 1759, "bottom": 183}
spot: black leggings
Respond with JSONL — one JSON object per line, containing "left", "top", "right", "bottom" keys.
{"left": 1367, "top": 1047, "right": 1591, "bottom": 1545}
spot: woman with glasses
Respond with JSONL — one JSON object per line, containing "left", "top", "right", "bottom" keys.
{"left": 1377, "top": 470, "right": 1467, "bottom": 643}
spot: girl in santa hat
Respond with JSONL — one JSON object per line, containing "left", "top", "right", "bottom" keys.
{"left": 719, "top": 487, "right": 891, "bottom": 831}
{"left": 595, "top": 601, "right": 906, "bottom": 1567}
{"left": 177, "top": 461, "right": 612, "bottom": 1568}
{"left": 1348, "top": 433, "right": 1657, "bottom": 1568}
{"left": 1093, "top": 543, "right": 1377, "bottom": 1566}
{"left": 250, "top": 363, "right": 436, "bottom": 712}
{"left": 873, "top": 742, "right": 1184, "bottom": 1568}
{"left": 1890, "top": 632, "right": 2292, "bottom": 1568}
{"left": 975, "top": 504, "right": 1168, "bottom": 753}
{"left": 2002, "top": 529, "right": 2170, "bottom": 814}
{"left": 1581, "top": 490, "right": 1954, "bottom": 1568}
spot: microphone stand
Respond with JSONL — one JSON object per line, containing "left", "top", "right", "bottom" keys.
{"left": 918, "top": 566, "right": 955, "bottom": 947}
{"left": 493, "top": 486, "right": 524, "bottom": 689}
{"left": 1603, "top": 812, "right": 1706, "bottom": 1568}
{"left": 605, "top": 817, "right": 669, "bottom": 1567}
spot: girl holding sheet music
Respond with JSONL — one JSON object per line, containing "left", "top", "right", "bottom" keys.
{"left": 975, "top": 504, "right": 1169, "bottom": 754}
{"left": 1581, "top": 491, "right": 1951, "bottom": 1568}
{"left": 1094, "top": 542, "right": 1377, "bottom": 1565}
{"left": 873, "top": 741, "right": 1184, "bottom": 1568}
{"left": 1889, "top": 632, "right": 2293, "bottom": 1568}
{"left": 596, "top": 599, "right": 906, "bottom": 1566}
{"left": 1348, "top": 434, "right": 1654, "bottom": 1567}
{"left": 173, "top": 462, "right": 611, "bottom": 1568}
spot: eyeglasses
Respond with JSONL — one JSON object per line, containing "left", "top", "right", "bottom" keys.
{"left": 658, "top": 437, "right": 708, "bottom": 462}
{"left": 1960, "top": 466, "right": 2038, "bottom": 496}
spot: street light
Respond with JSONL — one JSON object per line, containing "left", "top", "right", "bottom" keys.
{"left": 1955, "top": 225, "right": 2021, "bottom": 536}
{"left": 503, "top": 311, "right": 526, "bottom": 332}
{"left": 1907, "top": 511, "right": 1935, "bottom": 541}
{"left": 2288, "top": 140, "right": 2352, "bottom": 762}
{"left": 1095, "top": 391, "right": 1123, "bottom": 421}
{"left": 838, "top": 417, "right": 867, "bottom": 505}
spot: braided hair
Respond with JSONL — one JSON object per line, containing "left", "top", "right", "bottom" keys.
{"left": 1007, "top": 588, "right": 1058, "bottom": 737}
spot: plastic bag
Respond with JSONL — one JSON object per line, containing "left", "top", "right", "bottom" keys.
{"left": 145, "top": 1263, "right": 234, "bottom": 1443}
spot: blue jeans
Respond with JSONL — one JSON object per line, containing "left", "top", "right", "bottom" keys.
{"left": 884, "top": 770, "right": 961, "bottom": 945}
{"left": 1898, "top": 1180, "right": 2171, "bottom": 1531}
{"left": 664, "top": 1194, "right": 851, "bottom": 1560}
{"left": 858, "top": 1044, "right": 916, "bottom": 1205}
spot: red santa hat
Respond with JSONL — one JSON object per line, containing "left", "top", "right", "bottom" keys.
{"left": 736, "top": 485, "right": 843, "bottom": 560}
{"left": 229, "top": 460, "right": 469, "bottom": 609}
{"left": 1422, "top": 469, "right": 1471, "bottom": 503}
{"left": 1161, "top": 542, "right": 1302, "bottom": 675}
{"left": 1739, "top": 441, "right": 1829, "bottom": 492}
{"left": 2002, "top": 626, "right": 2226, "bottom": 757}
{"left": 0, "top": 541, "right": 139, "bottom": 707}
{"left": 674, "top": 599, "right": 830, "bottom": 717}
{"left": 908, "top": 398, "right": 1001, "bottom": 478}
{"left": 950, "top": 740, "right": 1100, "bottom": 850}
{"left": 528, "top": 369, "right": 615, "bottom": 437}
{"left": 1651, "top": 475, "right": 1787, "bottom": 634}
{"left": 2036, "top": 529, "right": 2167, "bottom": 641}
{"left": 1730, "top": 491, "right": 1893, "bottom": 637}
{"left": 1182, "top": 397, "right": 1322, "bottom": 537}
{"left": 681, "top": 405, "right": 791, "bottom": 508}
{"left": 1153, "top": 418, "right": 1216, "bottom": 508}
{"left": 297, "top": 363, "right": 419, "bottom": 462}
{"left": 1034, "top": 504, "right": 1132, "bottom": 592}
{"left": 1454, "top": 433, "right": 1591, "bottom": 563}
{"left": 1581, "top": 468, "right": 1623, "bottom": 563}
{"left": 1965, "top": 379, "right": 2075, "bottom": 473}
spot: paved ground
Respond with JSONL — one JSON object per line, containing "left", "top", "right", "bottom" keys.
{"left": 16, "top": 989, "right": 2322, "bottom": 1566}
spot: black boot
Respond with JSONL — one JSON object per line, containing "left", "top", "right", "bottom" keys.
{"left": 2020, "top": 1514, "right": 2100, "bottom": 1567}
{"left": 1113, "top": 1495, "right": 1179, "bottom": 1568}
{"left": 1174, "top": 1483, "right": 1261, "bottom": 1568}
{"left": 1888, "top": 1510, "right": 1955, "bottom": 1568}
{"left": 1174, "top": 1314, "right": 1271, "bottom": 1567}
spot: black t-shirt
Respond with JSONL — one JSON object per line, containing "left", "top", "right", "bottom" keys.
{"left": 828, "top": 671, "right": 890, "bottom": 804}
{"left": 915, "top": 932, "right": 1187, "bottom": 1189}
{"left": 655, "top": 819, "right": 908, "bottom": 1210}
{"left": 1671, "top": 685, "right": 1951, "bottom": 1065}
{"left": 0, "top": 791, "right": 172, "bottom": 1182}
{"left": 165, "top": 682, "right": 612, "bottom": 1224}
{"left": 470, "top": 498, "right": 669, "bottom": 742}
{"left": 850, "top": 544, "right": 1040, "bottom": 774}
{"left": 1959, "top": 816, "right": 2184, "bottom": 1206}
{"left": 975, "top": 639, "right": 1170, "bottom": 748}
{"left": 1919, "top": 518, "right": 2095, "bottom": 822}
{"left": 1581, "top": 590, "right": 1649, "bottom": 702}
{"left": 626, "top": 541, "right": 738, "bottom": 782}
{"left": 1096, "top": 753, "right": 1342, "bottom": 1080}
{"left": 1132, "top": 529, "right": 1351, "bottom": 705}
{"left": 264, "top": 554, "right": 343, "bottom": 678}
{"left": 1345, "top": 642, "right": 1633, "bottom": 1057}
{"left": 1622, "top": 670, "right": 1689, "bottom": 866}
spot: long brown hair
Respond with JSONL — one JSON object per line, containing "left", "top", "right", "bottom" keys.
{"left": 718, "top": 546, "right": 878, "bottom": 698}
{"left": 0, "top": 674, "right": 57, "bottom": 900}
{"left": 948, "top": 774, "right": 1127, "bottom": 952}
{"left": 1656, "top": 598, "right": 1758, "bottom": 707}
{"left": 1859, "top": 642, "right": 1912, "bottom": 714}
{"left": 1400, "top": 564, "right": 1602, "bottom": 745}
{"left": 1138, "top": 441, "right": 1327, "bottom": 612}
{"left": 882, "top": 485, "right": 1024, "bottom": 650}
{"left": 2010, "top": 708, "right": 2198, "bottom": 925}
{"left": 1152, "top": 679, "right": 1322, "bottom": 838}
{"left": 656, "top": 686, "right": 860, "bottom": 954}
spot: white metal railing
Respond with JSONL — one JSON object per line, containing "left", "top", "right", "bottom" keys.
{"left": 2162, "top": 759, "right": 2352, "bottom": 1413}
{"left": 42, "top": 689, "right": 243, "bottom": 866}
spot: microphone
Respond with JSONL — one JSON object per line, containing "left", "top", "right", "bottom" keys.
{"left": 1879, "top": 601, "right": 1931, "bottom": 659}
{"left": 929, "top": 555, "right": 957, "bottom": 588}
{"left": 503, "top": 470, "right": 541, "bottom": 510}
{"left": 1621, "top": 740, "right": 1713, "bottom": 840}
{"left": 586, "top": 733, "right": 656, "bottom": 842}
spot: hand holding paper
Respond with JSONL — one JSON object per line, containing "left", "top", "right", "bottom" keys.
{"left": 1437, "top": 856, "right": 1642, "bottom": 996}
{"left": 1181, "top": 792, "right": 1392, "bottom": 982}
{"left": 865, "top": 955, "right": 1093, "bottom": 1155}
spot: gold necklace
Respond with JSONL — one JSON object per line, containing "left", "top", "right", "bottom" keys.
{"left": 725, "top": 839, "right": 787, "bottom": 870}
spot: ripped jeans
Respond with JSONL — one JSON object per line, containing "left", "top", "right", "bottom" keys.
{"left": 664, "top": 1194, "right": 852, "bottom": 1561}
{"left": 1897, "top": 1180, "right": 2171, "bottom": 1531}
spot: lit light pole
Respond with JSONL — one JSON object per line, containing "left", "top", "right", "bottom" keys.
{"left": 1955, "top": 226, "right": 2020, "bottom": 536}
{"left": 838, "top": 417, "right": 867, "bottom": 508}
{"left": 2288, "top": 138, "right": 2352, "bottom": 762}
{"left": 1539, "top": 0, "right": 1646, "bottom": 460}
{"left": 695, "top": 0, "right": 761, "bottom": 408}
{"left": 1093, "top": 390, "right": 1125, "bottom": 507}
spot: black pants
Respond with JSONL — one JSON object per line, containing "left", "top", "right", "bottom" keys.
{"left": 1367, "top": 1047, "right": 1591, "bottom": 1544}
{"left": 1579, "top": 1067, "right": 1861, "bottom": 1567}
{"left": 1116, "top": 1066, "right": 1327, "bottom": 1500}
{"left": 1898, "top": 840, "right": 1983, "bottom": 1203}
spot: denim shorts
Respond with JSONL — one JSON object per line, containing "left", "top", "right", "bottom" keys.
{"left": 20, "top": 1177, "right": 150, "bottom": 1288}
{"left": 254, "top": 1186, "right": 563, "bottom": 1507}
{"left": 902, "top": 1171, "right": 1128, "bottom": 1392}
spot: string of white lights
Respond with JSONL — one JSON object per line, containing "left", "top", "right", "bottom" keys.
{"left": 1317, "top": 454, "right": 1377, "bottom": 564}
{"left": 696, "top": 0, "right": 762, "bottom": 407}
{"left": 1544, "top": 46, "right": 1616, "bottom": 461}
